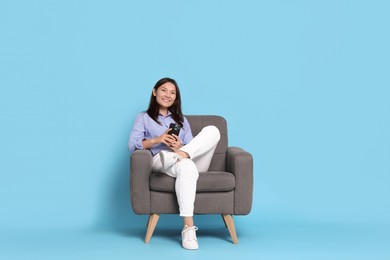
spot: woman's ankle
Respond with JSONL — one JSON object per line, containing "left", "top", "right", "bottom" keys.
{"left": 177, "top": 150, "right": 190, "bottom": 159}
{"left": 183, "top": 216, "right": 194, "bottom": 227}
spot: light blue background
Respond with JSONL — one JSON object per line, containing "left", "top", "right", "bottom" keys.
{"left": 1, "top": 0, "right": 389, "bottom": 259}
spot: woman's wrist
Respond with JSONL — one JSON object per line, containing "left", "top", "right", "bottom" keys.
{"left": 153, "top": 137, "right": 161, "bottom": 145}
{"left": 150, "top": 137, "right": 161, "bottom": 146}
{"left": 143, "top": 138, "right": 156, "bottom": 149}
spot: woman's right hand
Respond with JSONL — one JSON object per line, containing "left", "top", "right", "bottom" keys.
{"left": 158, "top": 129, "right": 176, "bottom": 146}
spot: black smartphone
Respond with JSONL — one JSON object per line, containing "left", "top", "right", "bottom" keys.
{"left": 168, "top": 123, "right": 181, "bottom": 137}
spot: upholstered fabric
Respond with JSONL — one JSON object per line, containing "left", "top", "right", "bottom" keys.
{"left": 130, "top": 115, "right": 253, "bottom": 216}
{"left": 150, "top": 171, "right": 236, "bottom": 193}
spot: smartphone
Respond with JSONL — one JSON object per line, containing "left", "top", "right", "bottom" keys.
{"left": 168, "top": 123, "right": 181, "bottom": 137}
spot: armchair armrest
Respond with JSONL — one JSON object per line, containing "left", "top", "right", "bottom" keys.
{"left": 226, "top": 147, "right": 254, "bottom": 215}
{"left": 130, "top": 150, "right": 153, "bottom": 214}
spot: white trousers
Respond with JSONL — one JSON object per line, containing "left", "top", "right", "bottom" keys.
{"left": 152, "top": 125, "right": 221, "bottom": 217}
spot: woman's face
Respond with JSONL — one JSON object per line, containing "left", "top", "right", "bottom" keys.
{"left": 153, "top": 82, "right": 177, "bottom": 110}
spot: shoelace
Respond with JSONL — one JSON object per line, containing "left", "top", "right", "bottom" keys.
{"left": 182, "top": 226, "right": 198, "bottom": 241}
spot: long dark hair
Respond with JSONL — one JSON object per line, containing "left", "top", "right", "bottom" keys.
{"left": 147, "top": 77, "right": 184, "bottom": 127}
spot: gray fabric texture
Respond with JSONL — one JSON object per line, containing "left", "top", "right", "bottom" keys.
{"left": 150, "top": 171, "right": 235, "bottom": 193}
{"left": 150, "top": 191, "right": 234, "bottom": 215}
{"left": 226, "top": 147, "right": 254, "bottom": 215}
{"left": 130, "top": 115, "right": 253, "bottom": 216}
{"left": 130, "top": 150, "right": 152, "bottom": 214}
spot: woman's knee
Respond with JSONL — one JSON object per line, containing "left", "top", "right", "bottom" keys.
{"left": 203, "top": 125, "right": 221, "bottom": 141}
{"left": 176, "top": 159, "right": 199, "bottom": 179}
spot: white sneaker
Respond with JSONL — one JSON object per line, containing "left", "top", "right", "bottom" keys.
{"left": 159, "top": 150, "right": 182, "bottom": 170}
{"left": 181, "top": 225, "right": 199, "bottom": 250}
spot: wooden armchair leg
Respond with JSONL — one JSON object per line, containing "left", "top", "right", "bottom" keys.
{"left": 221, "top": 215, "right": 228, "bottom": 228}
{"left": 222, "top": 214, "right": 238, "bottom": 244}
{"left": 145, "top": 214, "right": 160, "bottom": 244}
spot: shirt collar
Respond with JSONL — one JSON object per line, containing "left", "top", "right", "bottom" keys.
{"left": 158, "top": 111, "right": 172, "bottom": 118}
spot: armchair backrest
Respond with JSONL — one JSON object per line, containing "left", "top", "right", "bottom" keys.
{"left": 186, "top": 115, "right": 228, "bottom": 171}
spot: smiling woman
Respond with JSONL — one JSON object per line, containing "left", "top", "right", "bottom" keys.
{"left": 147, "top": 78, "right": 183, "bottom": 126}
{"left": 127, "top": 77, "right": 221, "bottom": 250}
{"left": 153, "top": 82, "right": 177, "bottom": 112}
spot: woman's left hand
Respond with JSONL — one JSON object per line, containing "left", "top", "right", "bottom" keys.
{"left": 167, "top": 134, "right": 182, "bottom": 152}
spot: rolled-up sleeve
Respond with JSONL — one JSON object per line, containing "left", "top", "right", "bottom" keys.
{"left": 181, "top": 116, "right": 193, "bottom": 145}
{"left": 128, "top": 113, "right": 146, "bottom": 154}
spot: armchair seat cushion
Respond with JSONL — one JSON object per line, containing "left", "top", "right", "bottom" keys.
{"left": 150, "top": 171, "right": 235, "bottom": 193}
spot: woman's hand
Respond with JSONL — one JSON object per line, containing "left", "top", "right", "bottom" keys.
{"left": 157, "top": 129, "right": 177, "bottom": 148}
{"left": 167, "top": 134, "right": 182, "bottom": 152}
{"left": 142, "top": 129, "right": 182, "bottom": 151}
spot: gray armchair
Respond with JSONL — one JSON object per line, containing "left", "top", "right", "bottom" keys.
{"left": 130, "top": 115, "right": 253, "bottom": 244}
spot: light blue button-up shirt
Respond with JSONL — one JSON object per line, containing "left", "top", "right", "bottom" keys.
{"left": 128, "top": 112, "right": 193, "bottom": 156}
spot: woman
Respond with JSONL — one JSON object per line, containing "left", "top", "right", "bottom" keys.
{"left": 128, "top": 77, "right": 220, "bottom": 250}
